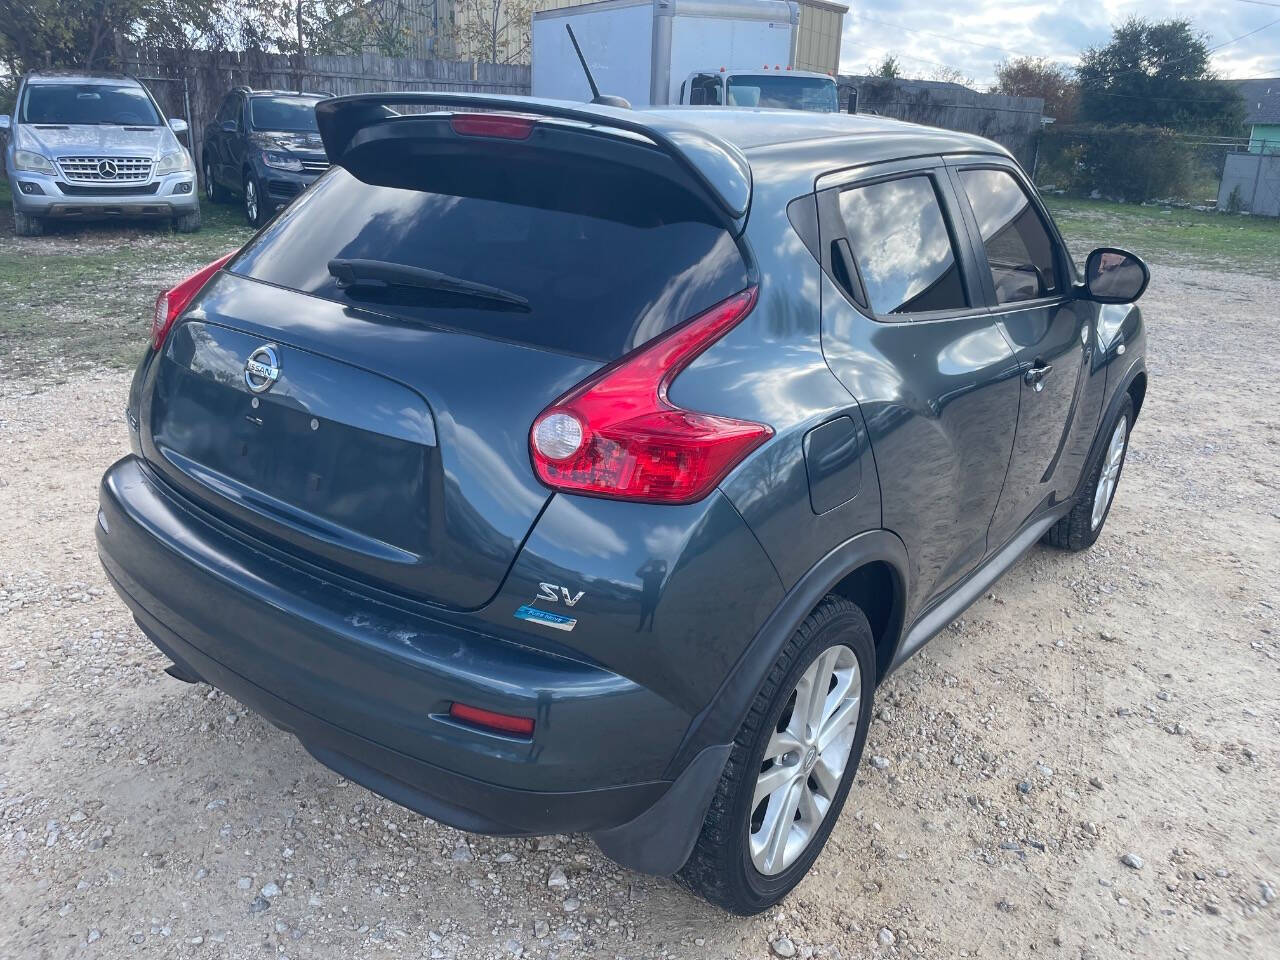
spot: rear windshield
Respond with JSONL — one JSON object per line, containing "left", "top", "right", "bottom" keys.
{"left": 21, "top": 83, "right": 161, "bottom": 126}
{"left": 250, "top": 96, "right": 320, "bottom": 132}
{"left": 231, "top": 147, "right": 750, "bottom": 361}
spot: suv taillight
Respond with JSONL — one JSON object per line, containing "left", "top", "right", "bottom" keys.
{"left": 151, "top": 252, "right": 236, "bottom": 350}
{"left": 530, "top": 287, "right": 771, "bottom": 504}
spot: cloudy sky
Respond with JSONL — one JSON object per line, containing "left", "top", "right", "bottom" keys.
{"left": 836, "top": 0, "right": 1280, "bottom": 86}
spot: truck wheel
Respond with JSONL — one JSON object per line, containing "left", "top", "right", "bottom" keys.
{"left": 677, "top": 596, "right": 875, "bottom": 915}
{"left": 13, "top": 208, "right": 45, "bottom": 237}
{"left": 173, "top": 208, "right": 202, "bottom": 234}
{"left": 1043, "top": 394, "right": 1134, "bottom": 552}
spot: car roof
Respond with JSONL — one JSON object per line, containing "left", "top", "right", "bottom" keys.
{"left": 642, "top": 107, "right": 1008, "bottom": 157}
{"left": 25, "top": 72, "right": 141, "bottom": 86}
{"left": 639, "top": 107, "right": 1014, "bottom": 195}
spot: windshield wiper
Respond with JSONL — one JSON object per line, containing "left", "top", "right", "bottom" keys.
{"left": 328, "top": 259, "right": 530, "bottom": 311}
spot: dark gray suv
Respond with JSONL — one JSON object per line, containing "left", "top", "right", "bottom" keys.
{"left": 97, "top": 94, "right": 1149, "bottom": 914}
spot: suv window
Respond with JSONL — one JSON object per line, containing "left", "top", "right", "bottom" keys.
{"left": 232, "top": 155, "right": 749, "bottom": 362}
{"left": 837, "top": 176, "right": 968, "bottom": 315}
{"left": 21, "top": 82, "right": 160, "bottom": 126}
{"left": 249, "top": 96, "right": 320, "bottom": 132}
{"left": 958, "top": 168, "right": 1059, "bottom": 304}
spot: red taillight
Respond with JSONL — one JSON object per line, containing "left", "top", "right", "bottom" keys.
{"left": 449, "top": 113, "right": 535, "bottom": 140}
{"left": 448, "top": 702, "right": 535, "bottom": 737}
{"left": 530, "top": 287, "right": 771, "bottom": 504}
{"left": 151, "top": 252, "right": 236, "bottom": 350}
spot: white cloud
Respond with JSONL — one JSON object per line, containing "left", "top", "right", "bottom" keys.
{"left": 838, "top": 1, "right": 1279, "bottom": 86}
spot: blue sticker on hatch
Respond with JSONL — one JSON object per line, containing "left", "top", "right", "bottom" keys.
{"left": 514, "top": 604, "right": 577, "bottom": 632}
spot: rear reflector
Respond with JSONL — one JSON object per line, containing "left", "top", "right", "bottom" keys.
{"left": 151, "top": 251, "right": 236, "bottom": 350}
{"left": 448, "top": 702, "right": 535, "bottom": 737}
{"left": 449, "top": 113, "right": 536, "bottom": 140}
{"left": 530, "top": 286, "right": 771, "bottom": 504}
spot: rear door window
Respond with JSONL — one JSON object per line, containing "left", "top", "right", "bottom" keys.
{"left": 232, "top": 152, "right": 749, "bottom": 361}
{"left": 837, "top": 176, "right": 969, "bottom": 315}
{"left": 957, "top": 168, "right": 1060, "bottom": 304}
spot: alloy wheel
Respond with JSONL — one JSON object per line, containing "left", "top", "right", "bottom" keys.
{"left": 204, "top": 161, "right": 214, "bottom": 201}
{"left": 749, "top": 644, "right": 861, "bottom": 876}
{"left": 245, "top": 179, "right": 258, "bottom": 223}
{"left": 1092, "top": 414, "right": 1128, "bottom": 530}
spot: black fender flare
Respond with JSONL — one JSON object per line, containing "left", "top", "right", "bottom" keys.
{"left": 1074, "top": 356, "right": 1147, "bottom": 502}
{"left": 666, "top": 528, "right": 908, "bottom": 777}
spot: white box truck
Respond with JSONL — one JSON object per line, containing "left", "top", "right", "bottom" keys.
{"left": 532, "top": 0, "right": 839, "bottom": 112}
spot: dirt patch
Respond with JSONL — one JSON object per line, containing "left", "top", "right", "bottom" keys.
{"left": 0, "top": 260, "right": 1277, "bottom": 959}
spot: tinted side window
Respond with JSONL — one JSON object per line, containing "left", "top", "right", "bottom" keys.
{"left": 837, "top": 176, "right": 968, "bottom": 315}
{"left": 959, "top": 168, "right": 1059, "bottom": 304}
{"left": 215, "top": 95, "right": 235, "bottom": 124}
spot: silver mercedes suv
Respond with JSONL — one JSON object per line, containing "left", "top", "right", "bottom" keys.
{"left": 1, "top": 72, "right": 200, "bottom": 236}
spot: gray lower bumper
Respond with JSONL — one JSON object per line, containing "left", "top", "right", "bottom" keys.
{"left": 11, "top": 176, "right": 198, "bottom": 219}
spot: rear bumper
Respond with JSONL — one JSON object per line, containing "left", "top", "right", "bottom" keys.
{"left": 95, "top": 455, "right": 691, "bottom": 839}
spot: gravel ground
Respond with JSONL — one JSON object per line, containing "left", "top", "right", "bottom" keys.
{"left": 1, "top": 252, "right": 1277, "bottom": 959}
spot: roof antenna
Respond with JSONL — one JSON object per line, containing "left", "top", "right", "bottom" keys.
{"left": 565, "top": 24, "right": 631, "bottom": 109}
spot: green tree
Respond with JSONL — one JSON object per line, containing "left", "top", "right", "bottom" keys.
{"left": 1077, "top": 17, "right": 1244, "bottom": 132}
{"left": 993, "top": 56, "right": 1079, "bottom": 122}
{"left": 872, "top": 55, "right": 901, "bottom": 79}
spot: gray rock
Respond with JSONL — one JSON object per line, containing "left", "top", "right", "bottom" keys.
{"left": 1121, "top": 853, "right": 1144, "bottom": 870}
{"left": 237, "top": 876, "right": 252, "bottom": 890}
{"left": 1260, "top": 881, "right": 1275, "bottom": 905}
{"left": 547, "top": 867, "right": 568, "bottom": 888}
{"left": 260, "top": 881, "right": 281, "bottom": 898}
{"left": 248, "top": 895, "right": 270, "bottom": 913}
{"left": 772, "top": 935, "right": 798, "bottom": 958}
{"left": 533, "top": 919, "right": 550, "bottom": 939}
{"left": 870, "top": 756, "right": 890, "bottom": 770}
{"left": 878, "top": 928, "right": 895, "bottom": 946}
{"left": 87, "top": 929, "right": 101, "bottom": 944}
{"left": 562, "top": 897, "right": 580, "bottom": 913}
{"left": 450, "top": 844, "right": 473, "bottom": 862}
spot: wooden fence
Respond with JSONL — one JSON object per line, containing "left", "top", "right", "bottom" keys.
{"left": 117, "top": 46, "right": 531, "bottom": 168}
{"left": 839, "top": 76, "right": 1045, "bottom": 170}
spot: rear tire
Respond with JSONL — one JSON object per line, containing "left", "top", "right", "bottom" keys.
{"left": 173, "top": 208, "right": 202, "bottom": 233}
{"left": 1043, "top": 394, "right": 1134, "bottom": 552}
{"left": 13, "top": 208, "right": 44, "bottom": 237}
{"left": 677, "top": 596, "right": 875, "bottom": 915}
{"left": 203, "top": 157, "right": 230, "bottom": 203}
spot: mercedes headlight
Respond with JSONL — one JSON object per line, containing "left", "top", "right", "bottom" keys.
{"left": 13, "top": 150, "right": 55, "bottom": 175}
{"left": 154, "top": 149, "right": 192, "bottom": 175}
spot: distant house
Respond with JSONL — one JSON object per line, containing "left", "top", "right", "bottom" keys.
{"left": 1235, "top": 78, "right": 1280, "bottom": 154}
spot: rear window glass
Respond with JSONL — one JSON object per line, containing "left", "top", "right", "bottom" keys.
{"left": 232, "top": 153, "right": 749, "bottom": 361}
{"left": 837, "top": 176, "right": 968, "bottom": 315}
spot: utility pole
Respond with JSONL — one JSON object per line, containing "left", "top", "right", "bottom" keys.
{"left": 295, "top": 0, "right": 305, "bottom": 91}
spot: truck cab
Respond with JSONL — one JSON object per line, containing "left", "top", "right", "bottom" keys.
{"left": 680, "top": 68, "right": 838, "bottom": 111}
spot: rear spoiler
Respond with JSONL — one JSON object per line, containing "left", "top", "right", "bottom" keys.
{"left": 314, "top": 92, "right": 752, "bottom": 222}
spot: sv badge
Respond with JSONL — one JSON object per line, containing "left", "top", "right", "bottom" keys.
{"left": 537, "top": 582, "right": 585, "bottom": 606}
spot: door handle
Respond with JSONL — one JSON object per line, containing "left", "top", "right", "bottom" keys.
{"left": 1024, "top": 363, "right": 1053, "bottom": 392}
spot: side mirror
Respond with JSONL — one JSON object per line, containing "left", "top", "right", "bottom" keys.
{"left": 0, "top": 115, "right": 10, "bottom": 131}
{"left": 221, "top": 120, "right": 238, "bottom": 133}
{"left": 168, "top": 117, "right": 189, "bottom": 135}
{"left": 1082, "top": 247, "right": 1149, "bottom": 305}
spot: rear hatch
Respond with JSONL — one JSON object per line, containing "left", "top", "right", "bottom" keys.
{"left": 142, "top": 109, "right": 751, "bottom": 610}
